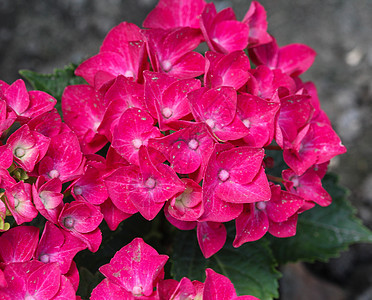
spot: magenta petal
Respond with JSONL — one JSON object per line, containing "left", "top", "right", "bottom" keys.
{"left": 188, "top": 86, "right": 237, "bottom": 130}
{"left": 100, "top": 22, "right": 143, "bottom": 56}
{"left": 100, "top": 198, "right": 132, "bottom": 231}
{"left": 233, "top": 204, "right": 269, "bottom": 247}
{"left": 167, "top": 51, "right": 205, "bottom": 79}
{"left": 4, "top": 79, "right": 29, "bottom": 115}
{"left": 164, "top": 207, "right": 197, "bottom": 230}
{"left": 99, "top": 238, "right": 168, "bottom": 297}
{"left": 62, "top": 84, "right": 107, "bottom": 154}
{"left": 52, "top": 275, "right": 76, "bottom": 300}
{"left": 104, "top": 166, "right": 141, "bottom": 215}
{"left": 24, "top": 91, "right": 56, "bottom": 119}
{"left": 197, "top": 222, "right": 226, "bottom": 258}
{"left": 0, "top": 226, "right": 39, "bottom": 263}
{"left": 282, "top": 168, "right": 332, "bottom": 207}
{"left": 216, "top": 167, "right": 271, "bottom": 204}
{"left": 27, "top": 262, "right": 61, "bottom": 299}
{"left": 75, "top": 52, "right": 130, "bottom": 86}
{"left": 0, "top": 145, "right": 13, "bottom": 170}
{"left": 38, "top": 131, "right": 85, "bottom": 183}
{"left": 268, "top": 214, "right": 298, "bottom": 238}
{"left": 205, "top": 51, "right": 250, "bottom": 90}
{"left": 143, "top": 0, "right": 206, "bottom": 29}
{"left": 167, "top": 178, "right": 203, "bottom": 221}
{"left": 36, "top": 221, "right": 87, "bottom": 274}
{"left": 277, "top": 44, "right": 316, "bottom": 76}
{"left": 91, "top": 278, "right": 131, "bottom": 300}
{"left": 211, "top": 20, "right": 249, "bottom": 54}
{"left": 265, "top": 185, "right": 304, "bottom": 222}
{"left": 200, "top": 187, "right": 243, "bottom": 222}
{"left": 112, "top": 107, "right": 161, "bottom": 165}
{"left": 59, "top": 201, "right": 103, "bottom": 234}
{"left": 203, "top": 268, "right": 237, "bottom": 300}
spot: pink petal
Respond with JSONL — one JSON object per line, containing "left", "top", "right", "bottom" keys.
{"left": 143, "top": 0, "right": 206, "bottom": 29}
{"left": 233, "top": 204, "right": 269, "bottom": 247}
{"left": 0, "top": 226, "right": 39, "bottom": 263}
{"left": 197, "top": 222, "right": 226, "bottom": 258}
{"left": 203, "top": 268, "right": 237, "bottom": 300}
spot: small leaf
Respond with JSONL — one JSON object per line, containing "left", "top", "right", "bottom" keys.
{"left": 171, "top": 228, "right": 280, "bottom": 300}
{"left": 269, "top": 173, "right": 372, "bottom": 264}
{"left": 19, "top": 64, "right": 87, "bottom": 116}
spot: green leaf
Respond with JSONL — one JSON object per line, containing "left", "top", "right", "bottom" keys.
{"left": 76, "top": 267, "right": 104, "bottom": 299}
{"left": 269, "top": 173, "right": 372, "bottom": 264}
{"left": 19, "top": 64, "right": 86, "bottom": 116}
{"left": 171, "top": 228, "right": 280, "bottom": 300}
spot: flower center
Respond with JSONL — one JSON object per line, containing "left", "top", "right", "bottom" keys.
{"left": 162, "top": 60, "right": 172, "bottom": 72}
{"left": 205, "top": 118, "right": 215, "bottom": 129}
{"left": 63, "top": 217, "right": 75, "bottom": 229}
{"left": 132, "top": 138, "right": 143, "bottom": 149}
{"left": 218, "top": 169, "right": 230, "bottom": 182}
{"left": 256, "top": 202, "right": 267, "bottom": 211}
{"left": 144, "top": 177, "right": 156, "bottom": 189}
{"left": 188, "top": 139, "right": 199, "bottom": 150}
{"left": 48, "top": 169, "right": 60, "bottom": 179}
{"left": 124, "top": 70, "right": 134, "bottom": 78}
{"left": 39, "top": 254, "right": 50, "bottom": 263}
{"left": 14, "top": 147, "right": 26, "bottom": 158}
{"left": 162, "top": 107, "right": 173, "bottom": 119}
{"left": 132, "top": 285, "right": 143, "bottom": 297}
{"left": 243, "top": 118, "right": 251, "bottom": 129}
{"left": 74, "top": 186, "right": 83, "bottom": 195}
{"left": 13, "top": 197, "right": 20, "bottom": 209}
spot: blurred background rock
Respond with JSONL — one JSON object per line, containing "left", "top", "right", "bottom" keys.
{"left": 1, "top": 0, "right": 371, "bottom": 299}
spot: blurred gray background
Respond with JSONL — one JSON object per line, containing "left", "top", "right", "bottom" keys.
{"left": 0, "top": 0, "right": 371, "bottom": 299}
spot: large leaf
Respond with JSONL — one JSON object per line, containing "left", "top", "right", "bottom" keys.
{"left": 269, "top": 173, "right": 372, "bottom": 264}
{"left": 171, "top": 228, "right": 280, "bottom": 300}
{"left": 19, "top": 64, "right": 86, "bottom": 115}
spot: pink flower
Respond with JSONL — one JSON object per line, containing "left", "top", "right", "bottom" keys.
{"left": 0, "top": 261, "right": 75, "bottom": 299}
{"left": 149, "top": 123, "right": 215, "bottom": 175}
{"left": 236, "top": 92, "right": 279, "bottom": 147}
{"left": 249, "top": 36, "right": 316, "bottom": 77}
{"left": 58, "top": 201, "right": 103, "bottom": 252}
{"left": 38, "top": 131, "right": 85, "bottom": 183}
{"left": 7, "top": 124, "right": 50, "bottom": 172}
{"left": 2, "top": 79, "right": 56, "bottom": 122}
{"left": 105, "top": 146, "right": 185, "bottom": 220}
{"left": 97, "top": 238, "right": 168, "bottom": 297}
{"left": 76, "top": 22, "right": 148, "bottom": 87}
{"left": 188, "top": 87, "right": 249, "bottom": 141}
{"left": 142, "top": 27, "right": 205, "bottom": 79}
{"left": 204, "top": 51, "right": 251, "bottom": 90}
{"left": 197, "top": 221, "right": 226, "bottom": 258}
{"left": 0, "top": 226, "right": 39, "bottom": 263}
{"left": 203, "top": 268, "right": 260, "bottom": 300}
{"left": 99, "top": 75, "right": 145, "bottom": 141}
{"left": 242, "top": 1, "right": 272, "bottom": 47}
{"left": 5, "top": 181, "right": 38, "bottom": 225}
{"left": 143, "top": 0, "right": 207, "bottom": 29}
{"left": 32, "top": 177, "right": 64, "bottom": 224}
{"left": 62, "top": 84, "right": 108, "bottom": 154}
{"left": 200, "top": 3, "right": 249, "bottom": 54}
{"left": 233, "top": 185, "right": 304, "bottom": 247}
{"left": 200, "top": 144, "right": 270, "bottom": 222}
{"left": 35, "top": 221, "right": 87, "bottom": 274}
{"left": 143, "top": 71, "right": 201, "bottom": 130}
{"left": 111, "top": 107, "right": 163, "bottom": 166}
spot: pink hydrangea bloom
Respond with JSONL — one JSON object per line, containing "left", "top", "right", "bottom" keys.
{"left": 97, "top": 238, "right": 168, "bottom": 297}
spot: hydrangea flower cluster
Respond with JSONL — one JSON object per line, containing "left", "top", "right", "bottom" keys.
{"left": 0, "top": 0, "right": 346, "bottom": 298}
